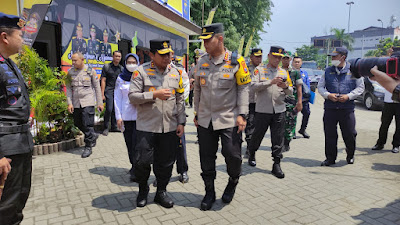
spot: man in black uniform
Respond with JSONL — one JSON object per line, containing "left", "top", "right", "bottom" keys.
{"left": 0, "top": 13, "right": 34, "bottom": 225}
{"left": 101, "top": 51, "right": 123, "bottom": 135}
{"left": 88, "top": 24, "right": 100, "bottom": 55}
{"left": 101, "top": 29, "right": 112, "bottom": 57}
{"left": 71, "top": 22, "right": 87, "bottom": 54}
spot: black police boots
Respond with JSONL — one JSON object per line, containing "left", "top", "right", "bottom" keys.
{"left": 283, "top": 139, "right": 290, "bottom": 152}
{"left": 81, "top": 146, "right": 92, "bottom": 158}
{"left": 200, "top": 180, "right": 216, "bottom": 211}
{"left": 299, "top": 129, "right": 310, "bottom": 139}
{"left": 154, "top": 190, "right": 174, "bottom": 208}
{"left": 248, "top": 151, "right": 256, "bottom": 167}
{"left": 222, "top": 177, "right": 239, "bottom": 203}
{"left": 136, "top": 183, "right": 149, "bottom": 207}
{"left": 272, "top": 158, "right": 285, "bottom": 179}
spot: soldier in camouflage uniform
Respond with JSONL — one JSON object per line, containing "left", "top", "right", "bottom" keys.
{"left": 281, "top": 52, "right": 303, "bottom": 152}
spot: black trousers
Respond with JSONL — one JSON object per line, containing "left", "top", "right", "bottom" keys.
{"left": 73, "top": 106, "right": 96, "bottom": 147}
{"left": 189, "top": 90, "right": 194, "bottom": 107}
{"left": 198, "top": 123, "right": 242, "bottom": 181}
{"left": 134, "top": 131, "right": 178, "bottom": 190}
{"left": 176, "top": 134, "right": 188, "bottom": 174}
{"left": 248, "top": 112, "right": 285, "bottom": 159}
{"left": 104, "top": 89, "right": 117, "bottom": 130}
{"left": 0, "top": 152, "right": 32, "bottom": 225}
{"left": 377, "top": 103, "right": 400, "bottom": 147}
{"left": 323, "top": 108, "right": 357, "bottom": 161}
{"left": 245, "top": 103, "right": 256, "bottom": 144}
{"left": 122, "top": 121, "right": 137, "bottom": 175}
{"left": 300, "top": 101, "right": 311, "bottom": 132}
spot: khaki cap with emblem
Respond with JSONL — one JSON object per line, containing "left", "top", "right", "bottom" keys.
{"left": 150, "top": 39, "right": 171, "bottom": 55}
{"left": 269, "top": 46, "right": 285, "bottom": 57}
{"left": 251, "top": 48, "right": 263, "bottom": 56}
{"left": 199, "top": 23, "right": 224, "bottom": 40}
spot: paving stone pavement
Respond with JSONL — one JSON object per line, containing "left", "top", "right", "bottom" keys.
{"left": 21, "top": 95, "right": 400, "bottom": 225}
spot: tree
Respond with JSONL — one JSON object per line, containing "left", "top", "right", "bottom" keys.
{"left": 330, "top": 28, "right": 354, "bottom": 51}
{"left": 189, "top": 0, "right": 273, "bottom": 61}
{"left": 295, "top": 45, "right": 318, "bottom": 61}
{"left": 365, "top": 37, "right": 400, "bottom": 57}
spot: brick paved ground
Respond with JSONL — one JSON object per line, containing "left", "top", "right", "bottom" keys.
{"left": 21, "top": 95, "right": 400, "bottom": 225}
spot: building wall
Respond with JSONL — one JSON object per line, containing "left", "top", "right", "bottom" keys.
{"left": 312, "top": 26, "right": 400, "bottom": 59}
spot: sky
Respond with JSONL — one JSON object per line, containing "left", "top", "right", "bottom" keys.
{"left": 259, "top": 0, "right": 400, "bottom": 53}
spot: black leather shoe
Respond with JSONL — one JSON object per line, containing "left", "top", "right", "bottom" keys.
{"left": 372, "top": 144, "right": 384, "bottom": 150}
{"left": 179, "top": 172, "right": 189, "bottom": 183}
{"left": 91, "top": 133, "right": 99, "bottom": 147}
{"left": 81, "top": 147, "right": 92, "bottom": 158}
{"left": 137, "top": 185, "right": 149, "bottom": 207}
{"left": 110, "top": 128, "right": 121, "bottom": 133}
{"left": 248, "top": 152, "right": 256, "bottom": 167}
{"left": 321, "top": 159, "right": 335, "bottom": 166}
{"left": 201, "top": 180, "right": 216, "bottom": 211}
{"left": 222, "top": 178, "right": 239, "bottom": 203}
{"left": 272, "top": 163, "right": 285, "bottom": 179}
{"left": 299, "top": 130, "right": 310, "bottom": 138}
{"left": 102, "top": 129, "right": 109, "bottom": 136}
{"left": 154, "top": 191, "right": 174, "bottom": 208}
{"left": 346, "top": 157, "right": 354, "bottom": 164}
{"left": 130, "top": 174, "right": 137, "bottom": 182}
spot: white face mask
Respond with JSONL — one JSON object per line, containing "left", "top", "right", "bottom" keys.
{"left": 331, "top": 60, "right": 341, "bottom": 67}
{"left": 126, "top": 64, "right": 138, "bottom": 72}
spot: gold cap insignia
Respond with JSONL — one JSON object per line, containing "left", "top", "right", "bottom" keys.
{"left": 163, "top": 42, "right": 168, "bottom": 48}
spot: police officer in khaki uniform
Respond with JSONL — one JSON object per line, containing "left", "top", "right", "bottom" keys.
{"left": 0, "top": 13, "right": 33, "bottom": 225}
{"left": 129, "top": 40, "right": 186, "bottom": 209}
{"left": 66, "top": 52, "right": 103, "bottom": 158}
{"left": 245, "top": 48, "right": 263, "bottom": 157}
{"left": 248, "top": 46, "right": 293, "bottom": 179}
{"left": 194, "top": 23, "right": 250, "bottom": 211}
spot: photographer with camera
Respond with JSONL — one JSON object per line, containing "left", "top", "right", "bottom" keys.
{"left": 317, "top": 47, "right": 365, "bottom": 166}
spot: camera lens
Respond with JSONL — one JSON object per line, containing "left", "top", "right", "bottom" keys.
{"left": 349, "top": 57, "right": 388, "bottom": 78}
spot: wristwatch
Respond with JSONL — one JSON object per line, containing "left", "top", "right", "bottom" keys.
{"left": 392, "top": 84, "right": 400, "bottom": 103}
{"left": 239, "top": 114, "right": 249, "bottom": 120}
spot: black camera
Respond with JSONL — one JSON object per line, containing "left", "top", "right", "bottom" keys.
{"left": 349, "top": 49, "right": 400, "bottom": 79}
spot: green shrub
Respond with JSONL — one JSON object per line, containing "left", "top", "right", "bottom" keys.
{"left": 18, "top": 46, "right": 79, "bottom": 144}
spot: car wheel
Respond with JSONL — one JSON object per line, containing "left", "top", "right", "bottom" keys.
{"left": 364, "top": 94, "right": 374, "bottom": 110}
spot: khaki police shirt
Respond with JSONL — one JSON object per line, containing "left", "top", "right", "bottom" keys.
{"left": 194, "top": 50, "right": 251, "bottom": 130}
{"left": 129, "top": 61, "right": 186, "bottom": 133}
{"left": 252, "top": 65, "right": 293, "bottom": 114}
{"left": 66, "top": 66, "right": 102, "bottom": 108}
{"left": 248, "top": 63, "right": 257, "bottom": 104}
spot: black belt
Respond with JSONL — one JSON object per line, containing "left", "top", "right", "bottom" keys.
{"left": 0, "top": 123, "right": 30, "bottom": 134}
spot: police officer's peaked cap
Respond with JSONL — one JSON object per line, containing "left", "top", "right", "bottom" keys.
{"left": 103, "top": 29, "right": 108, "bottom": 36}
{"left": 90, "top": 24, "right": 96, "bottom": 32}
{"left": 328, "top": 47, "right": 348, "bottom": 56}
{"left": 76, "top": 22, "right": 83, "bottom": 30}
{"left": 0, "top": 12, "right": 24, "bottom": 29}
{"left": 251, "top": 48, "right": 263, "bottom": 56}
{"left": 269, "top": 46, "right": 285, "bottom": 57}
{"left": 150, "top": 39, "right": 171, "bottom": 55}
{"left": 199, "top": 23, "right": 224, "bottom": 40}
